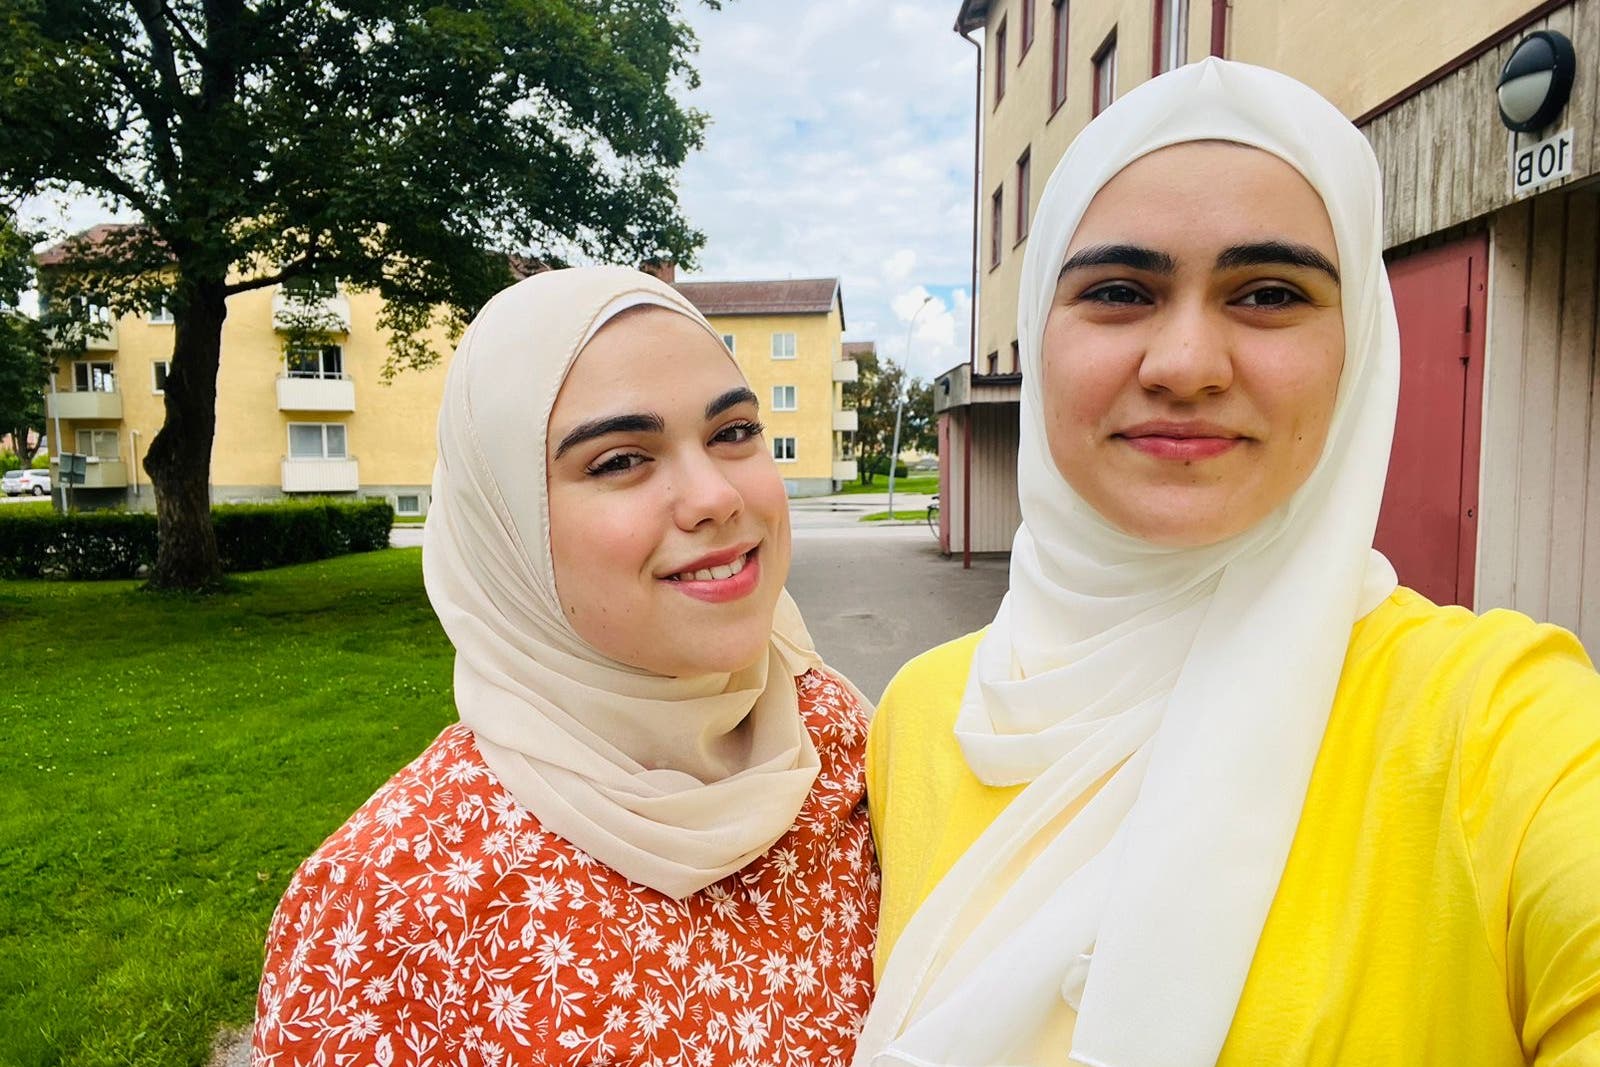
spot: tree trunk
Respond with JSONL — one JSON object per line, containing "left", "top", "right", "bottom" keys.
{"left": 144, "top": 275, "right": 228, "bottom": 591}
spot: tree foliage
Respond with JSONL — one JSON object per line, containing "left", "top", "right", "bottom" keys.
{"left": 846, "top": 344, "right": 936, "bottom": 484}
{"left": 0, "top": 0, "right": 716, "bottom": 587}
{"left": 0, "top": 213, "right": 52, "bottom": 466}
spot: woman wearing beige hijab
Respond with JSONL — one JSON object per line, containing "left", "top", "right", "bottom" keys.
{"left": 253, "top": 266, "right": 877, "bottom": 1065}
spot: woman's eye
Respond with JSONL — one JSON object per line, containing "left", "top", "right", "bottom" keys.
{"left": 1083, "top": 283, "right": 1148, "bottom": 306}
{"left": 713, "top": 419, "right": 765, "bottom": 445}
{"left": 1236, "top": 285, "right": 1305, "bottom": 308}
{"left": 586, "top": 452, "right": 649, "bottom": 476}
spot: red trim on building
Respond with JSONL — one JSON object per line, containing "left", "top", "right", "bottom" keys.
{"left": 1210, "top": 0, "right": 1228, "bottom": 57}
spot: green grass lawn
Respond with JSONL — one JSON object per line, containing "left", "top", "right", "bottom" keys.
{"left": 831, "top": 473, "right": 939, "bottom": 496}
{"left": 0, "top": 549, "right": 456, "bottom": 1066}
{"left": 860, "top": 509, "right": 938, "bottom": 523}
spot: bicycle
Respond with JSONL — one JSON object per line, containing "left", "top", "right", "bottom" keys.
{"left": 926, "top": 493, "right": 940, "bottom": 538}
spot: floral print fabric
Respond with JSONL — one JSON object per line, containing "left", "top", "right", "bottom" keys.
{"left": 252, "top": 670, "right": 878, "bottom": 1067}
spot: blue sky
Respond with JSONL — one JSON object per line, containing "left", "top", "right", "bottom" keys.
{"left": 18, "top": 2, "right": 980, "bottom": 382}
{"left": 677, "top": 0, "right": 977, "bottom": 381}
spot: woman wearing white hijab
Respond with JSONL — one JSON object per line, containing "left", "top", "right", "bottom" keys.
{"left": 253, "top": 266, "right": 877, "bottom": 1065}
{"left": 859, "top": 59, "right": 1600, "bottom": 1067}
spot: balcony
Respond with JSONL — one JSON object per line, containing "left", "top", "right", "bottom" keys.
{"left": 832, "top": 409, "right": 859, "bottom": 433}
{"left": 277, "top": 374, "right": 356, "bottom": 412}
{"left": 79, "top": 458, "right": 129, "bottom": 489}
{"left": 832, "top": 460, "right": 858, "bottom": 482}
{"left": 831, "top": 359, "right": 858, "bottom": 383}
{"left": 281, "top": 457, "right": 360, "bottom": 493}
{"left": 85, "top": 321, "right": 119, "bottom": 352}
{"left": 272, "top": 291, "right": 352, "bottom": 333}
{"left": 47, "top": 390, "right": 123, "bottom": 420}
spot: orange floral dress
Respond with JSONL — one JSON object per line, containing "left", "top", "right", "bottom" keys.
{"left": 252, "top": 669, "right": 878, "bottom": 1067}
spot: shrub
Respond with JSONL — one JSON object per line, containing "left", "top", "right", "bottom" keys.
{"left": 0, "top": 498, "right": 394, "bottom": 580}
{"left": 0, "top": 451, "right": 18, "bottom": 474}
{"left": 861, "top": 456, "right": 909, "bottom": 481}
{"left": 30, "top": 452, "right": 49, "bottom": 469}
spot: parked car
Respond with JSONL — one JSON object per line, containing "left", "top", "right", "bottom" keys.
{"left": 3, "top": 469, "right": 51, "bottom": 496}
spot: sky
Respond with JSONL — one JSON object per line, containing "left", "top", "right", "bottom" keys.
{"left": 676, "top": 0, "right": 978, "bottom": 382}
{"left": 17, "top": 1, "right": 981, "bottom": 382}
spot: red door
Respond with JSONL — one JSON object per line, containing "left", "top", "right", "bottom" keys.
{"left": 1376, "top": 236, "right": 1487, "bottom": 608}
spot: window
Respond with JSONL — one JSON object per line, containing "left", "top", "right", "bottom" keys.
{"left": 990, "top": 186, "right": 1004, "bottom": 269}
{"left": 152, "top": 360, "right": 170, "bottom": 393}
{"left": 287, "top": 343, "right": 344, "bottom": 379}
{"left": 772, "top": 385, "right": 797, "bottom": 411}
{"left": 75, "top": 428, "right": 120, "bottom": 460}
{"left": 1011, "top": 340, "right": 1021, "bottom": 372}
{"left": 148, "top": 295, "right": 174, "bottom": 325}
{"left": 1020, "top": 0, "right": 1036, "bottom": 54}
{"left": 288, "top": 423, "right": 347, "bottom": 460}
{"left": 73, "top": 361, "right": 115, "bottom": 393}
{"left": 773, "top": 437, "right": 797, "bottom": 462}
{"left": 722, "top": 333, "right": 736, "bottom": 354}
{"left": 1015, "top": 150, "right": 1032, "bottom": 244}
{"left": 396, "top": 494, "right": 422, "bottom": 516}
{"left": 1154, "top": 0, "right": 1188, "bottom": 74}
{"left": 771, "top": 332, "right": 797, "bottom": 359}
{"left": 994, "top": 18, "right": 1007, "bottom": 105}
{"left": 1093, "top": 32, "right": 1118, "bottom": 115}
{"left": 1051, "top": 0, "right": 1070, "bottom": 113}
{"left": 986, "top": 351, "right": 999, "bottom": 375}
{"left": 282, "top": 275, "right": 337, "bottom": 300}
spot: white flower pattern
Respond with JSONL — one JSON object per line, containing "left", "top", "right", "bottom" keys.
{"left": 252, "top": 670, "right": 878, "bottom": 1067}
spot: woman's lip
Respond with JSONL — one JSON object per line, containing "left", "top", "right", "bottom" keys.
{"left": 663, "top": 549, "right": 762, "bottom": 604}
{"left": 1118, "top": 434, "right": 1242, "bottom": 460}
{"left": 661, "top": 542, "right": 759, "bottom": 578}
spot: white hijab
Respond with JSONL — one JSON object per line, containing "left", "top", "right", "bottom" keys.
{"left": 423, "top": 265, "right": 828, "bottom": 901}
{"left": 857, "top": 59, "right": 1400, "bottom": 1067}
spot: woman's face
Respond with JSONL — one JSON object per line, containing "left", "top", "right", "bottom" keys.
{"left": 1041, "top": 141, "right": 1346, "bottom": 547}
{"left": 546, "top": 307, "right": 792, "bottom": 677}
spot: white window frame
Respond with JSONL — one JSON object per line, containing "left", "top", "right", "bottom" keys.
{"left": 1158, "top": 0, "right": 1188, "bottom": 73}
{"left": 395, "top": 493, "right": 422, "bottom": 516}
{"left": 721, "top": 333, "right": 736, "bottom": 354}
{"left": 287, "top": 422, "right": 348, "bottom": 460}
{"left": 771, "top": 332, "right": 797, "bottom": 360}
{"left": 772, "top": 385, "right": 797, "bottom": 411}
{"left": 773, "top": 436, "right": 797, "bottom": 462}
{"left": 152, "top": 360, "right": 170, "bottom": 394}
{"left": 75, "top": 428, "right": 120, "bottom": 460}
{"left": 286, "top": 343, "right": 345, "bottom": 380}
{"left": 148, "top": 295, "right": 174, "bottom": 325}
{"left": 73, "top": 360, "right": 116, "bottom": 393}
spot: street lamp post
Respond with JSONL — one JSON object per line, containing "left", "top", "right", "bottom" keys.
{"left": 888, "top": 295, "right": 934, "bottom": 522}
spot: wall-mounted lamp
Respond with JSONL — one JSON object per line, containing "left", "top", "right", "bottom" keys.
{"left": 1498, "top": 30, "right": 1576, "bottom": 132}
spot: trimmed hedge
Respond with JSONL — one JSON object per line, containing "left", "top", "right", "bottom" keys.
{"left": 0, "top": 498, "right": 395, "bottom": 580}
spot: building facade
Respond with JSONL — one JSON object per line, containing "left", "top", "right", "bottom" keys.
{"left": 945, "top": 0, "right": 1600, "bottom": 657}
{"left": 39, "top": 243, "right": 858, "bottom": 513}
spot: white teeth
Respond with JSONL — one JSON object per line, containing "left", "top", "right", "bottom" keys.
{"left": 674, "top": 551, "right": 748, "bottom": 583}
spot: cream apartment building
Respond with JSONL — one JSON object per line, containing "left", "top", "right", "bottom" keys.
{"left": 943, "top": 0, "right": 1600, "bottom": 658}
{"left": 39, "top": 234, "right": 859, "bottom": 512}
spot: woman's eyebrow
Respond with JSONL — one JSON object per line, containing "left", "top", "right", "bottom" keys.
{"left": 1058, "top": 244, "right": 1177, "bottom": 278}
{"left": 553, "top": 412, "right": 665, "bottom": 459}
{"left": 706, "top": 386, "right": 759, "bottom": 420}
{"left": 1215, "top": 240, "right": 1341, "bottom": 284}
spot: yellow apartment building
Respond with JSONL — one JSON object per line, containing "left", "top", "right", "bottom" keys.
{"left": 38, "top": 233, "right": 857, "bottom": 512}
{"left": 944, "top": 0, "right": 1600, "bottom": 656}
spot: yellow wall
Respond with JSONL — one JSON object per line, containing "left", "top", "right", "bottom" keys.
{"left": 708, "top": 302, "right": 844, "bottom": 488}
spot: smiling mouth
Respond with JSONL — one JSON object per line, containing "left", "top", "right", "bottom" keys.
{"left": 665, "top": 549, "right": 754, "bottom": 582}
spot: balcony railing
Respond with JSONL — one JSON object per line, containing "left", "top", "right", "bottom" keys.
{"left": 85, "top": 321, "right": 119, "bottom": 352}
{"left": 281, "top": 457, "right": 360, "bottom": 493}
{"left": 832, "top": 409, "right": 859, "bottom": 433}
{"left": 46, "top": 390, "right": 123, "bottom": 420}
{"left": 271, "top": 292, "right": 352, "bottom": 333}
{"left": 276, "top": 374, "right": 356, "bottom": 412}
{"left": 831, "top": 460, "right": 859, "bottom": 482}
{"left": 831, "top": 360, "right": 858, "bottom": 383}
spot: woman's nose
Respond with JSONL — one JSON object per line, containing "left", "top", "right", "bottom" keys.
{"left": 1137, "top": 303, "right": 1234, "bottom": 398}
{"left": 672, "top": 453, "right": 744, "bottom": 530}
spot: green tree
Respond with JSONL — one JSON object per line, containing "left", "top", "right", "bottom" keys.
{"left": 846, "top": 344, "right": 935, "bottom": 484}
{"left": 0, "top": 0, "right": 716, "bottom": 589}
{"left": 0, "top": 213, "right": 52, "bottom": 468}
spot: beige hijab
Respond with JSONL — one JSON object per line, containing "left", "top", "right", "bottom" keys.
{"left": 423, "top": 265, "right": 826, "bottom": 900}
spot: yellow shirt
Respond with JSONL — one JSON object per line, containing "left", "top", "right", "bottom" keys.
{"left": 867, "top": 588, "right": 1600, "bottom": 1065}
